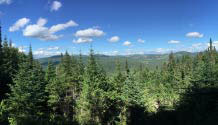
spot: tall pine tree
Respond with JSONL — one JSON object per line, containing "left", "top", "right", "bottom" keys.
{"left": 6, "top": 46, "right": 47, "bottom": 124}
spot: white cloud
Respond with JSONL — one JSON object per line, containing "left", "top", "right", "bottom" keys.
{"left": 23, "top": 23, "right": 62, "bottom": 41}
{"left": 51, "top": 1, "right": 62, "bottom": 11}
{"left": 33, "top": 48, "right": 62, "bottom": 58}
{"left": 49, "top": 20, "right": 78, "bottom": 33}
{"left": 47, "top": 46, "right": 60, "bottom": 51}
{"left": 123, "top": 41, "right": 131, "bottom": 46}
{"left": 74, "top": 28, "right": 105, "bottom": 38}
{"left": 184, "top": 43, "right": 207, "bottom": 52}
{"left": 168, "top": 40, "right": 180, "bottom": 44}
{"left": 108, "top": 36, "right": 120, "bottom": 42}
{"left": 37, "top": 18, "right": 47, "bottom": 26}
{"left": 9, "top": 18, "right": 30, "bottom": 32}
{"left": 34, "top": 50, "right": 61, "bottom": 57}
{"left": 192, "top": 43, "right": 204, "bottom": 48}
{"left": 137, "top": 38, "right": 145, "bottom": 43}
{"left": 154, "top": 48, "right": 175, "bottom": 54}
{"left": 73, "top": 37, "right": 93, "bottom": 44}
{"left": 73, "top": 28, "right": 105, "bottom": 44}
{"left": 0, "top": 0, "right": 12, "bottom": 4}
{"left": 189, "top": 41, "right": 218, "bottom": 52}
{"left": 11, "top": 43, "right": 16, "bottom": 47}
{"left": 23, "top": 18, "right": 78, "bottom": 41}
{"left": 100, "top": 50, "right": 119, "bottom": 56}
{"left": 11, "top": 44, "right": 27, "bottom": 53}
{"left": 213, "top": 41, "right": 218, "bottom": 48}
{"left": 112, "top": 51, "right": 119, "bottom": 55}
{"left": 186, "top": 32, "right": 204, "bottom": 38}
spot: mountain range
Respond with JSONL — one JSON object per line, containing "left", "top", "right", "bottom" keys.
{"left": 38, "top": 51, "right": 197, "bottom": 73}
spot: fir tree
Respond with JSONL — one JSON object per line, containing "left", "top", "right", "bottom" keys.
{"left": 77, "top": 50, "right": 84, "bottom": 94}
{"left": 0, "top": 24, "right": 2, "bottom": 66}
{"left": 6, "top": 48, "right": 47, "bottom": 124}
{"left": 45, "top": 60, "right": 56, "bottom": 83}
{"left": 0, "top": 37, "right": 20, "bottom": 100}
{"left": 125, "top": 59, "right": 130, "bottom": 75}
{"left": 77, "top": 49, "right": 109, "bottom": 124}
{"left": 47, "top": 52, "right": 80, "bottom": 123}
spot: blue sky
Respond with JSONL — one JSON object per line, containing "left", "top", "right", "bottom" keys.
{"left": 0, "top": 0, "right": 218, "bottom": 57}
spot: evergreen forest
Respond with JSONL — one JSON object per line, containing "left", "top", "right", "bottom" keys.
{"left": 0, "top": 25, "right": 218, "bottom": 125}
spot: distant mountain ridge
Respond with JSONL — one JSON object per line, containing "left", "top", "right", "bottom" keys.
{"left": 38, "top": 51, "right": 197, "bottom": 73}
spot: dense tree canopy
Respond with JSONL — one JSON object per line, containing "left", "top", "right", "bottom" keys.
{"left": 0, "top": 25, "right": 217, "bottom": 125}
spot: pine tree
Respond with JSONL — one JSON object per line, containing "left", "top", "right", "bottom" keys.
{"left": 166, "top": 52, "right": 179, "bottom": 85}
{"left": 49, "top": 51, "right": 74, "bottom": 122}
{"left": 113, "top": 60, "right": 126, "bottom": 91}
{"left": 77, "top": 50, "right": 84, "bottom": 94}
{"left": 120, "top": 71, "right": 144, "bottom": 124}
{"left": 0, "top": 26, "right": 3, "bottom": 100}
{"left": 28, "top": 45, "right": 33, "bottom": 69}
{"left": 0, "top": 37, "right": 12, "bottom": 100}
{"left": 0, "top": 24, "right": 2, "bottom": 66}
{"left": 78, "top": 50, "right": 84, "bottom": 74}
{"left": 168, "top": 52, "right": 176, "bottom": 72}
{"left": 209, "top": 38, "right": 213, "bottom": 52}
{"left": 45, "top": 60, "right": 56, "bottom": 83}
{"left": 0, "top": 24, "right": 2, "bottom": 50}
{"left": 47, "top": 51, "right": 81, "bottom": 123}
{"left": 125, "top": 59, "right": 130, "bottom": 76}
{"left": 77, "top": 49, "right": 109, "bottom": 124}
{"left": 6, "top": 47, "right": 47, "bottom": 124}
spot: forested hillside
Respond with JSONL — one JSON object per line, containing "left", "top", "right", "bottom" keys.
{"left": 0, "top": 26, "right": 218, "bottom": 125}
{"left": 38, "top": 51, "right": 196, "bottom": 73}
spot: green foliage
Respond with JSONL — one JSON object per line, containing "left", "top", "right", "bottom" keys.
{"left": 0, "top": 32, "right": 218, "bottom": 125}
{"left": 45, "top": 51, "right": 82, "bottom": 124}
{"left": 45, "top": 60, "right": 56, "bottom": 83}
{"left": 0, "top": 37, "right": 22, "bottom": 101}
{"left": 77, "top": 49, "right": 110, "bottom": 124}
{"left": 5, "top": 47, "right": 48, "bottom": 124}
{"left": 38, "top": 51, "right": 197, "bottom": 73}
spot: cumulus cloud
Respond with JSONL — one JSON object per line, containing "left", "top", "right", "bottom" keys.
{"left": 51, "top": 1, "right": 62, "bottom": 11}
{"left": 47, "top": 46, "right": 60, "bottom": 51}
{"left": 34, "top": 50, "right": 61, "bottom": 57}
{"left": 189, "top": 41, "right": 218, "bottom": 52}
{"left": 152, "top": 42, "right": 208, "bottom": 54}
{"left": 0, "top": 0, "right": 12, "bottom": 4}
{"left": 186, "top": 32, "right": 204, "bottom": 38}
{"left": 37, "top": 18, "right": 47, "bottom": 26}
{"left": 182, "top": 43, "right": 207, "bottom": 52}
{"left": 73, "top": 37, "right": 93, "bottom": 44}
{"left": 50, "top": 20, "right": 78, "bottom": 33}
{"left": 168, "top": 40, "right": 180, "bottom": 44}
{"left": 33, "top": 47, "right": 62, "bottom": 58}
{"left": 123, "top": 41, "right": 131, "bottom": 46}
{"left": 137, "top": 38, "right": 145, "bottom": 43}
{"left": 23, "top": 23, "right": 62, "bottom": 41}
{"left": 74, "top": 28, "right": 105, "bottom": 38}
{"left": 9, "top": 18, "right": 30, "bottom": 32}
{"left": 108, "top": 36, "right": 120, "bottom": 42}
{"left": 73, "top": 28, "right": 105, "bottom": 44}
{"left": 8, "top": 43, "right": 27, "bottom": 52}
{"left": 23, "top": 18, "right": 78, "bottom": 41}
